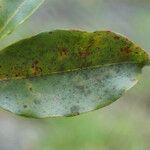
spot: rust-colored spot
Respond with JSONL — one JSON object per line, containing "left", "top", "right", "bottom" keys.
{"left": 120, "top": 47, "right": 131, "bottom": 54}
{"left": 58, "top": 48, "right": 68, "bottom": 60}
{"left": 32, "top": 67, "right": 42, "bottom": 76}
{"left": 59, "top": 48, "right": 68, "bottom": 56}
{"left": 79, "top": 50, "right": 90, "bottom": 58}
{"left": 11, "top": 66, "right": 23, "bottom": 78}
{"left": 32, "top": 60, "right": 42, "bottom": 76}
{"left": 32, "top": 60, "right": 39, "bottom": 67}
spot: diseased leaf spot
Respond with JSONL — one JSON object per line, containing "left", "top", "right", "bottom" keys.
{"left": 70, "top": 105, "right": 80, "bottom": 116}
{"left": 79, "top": 50, "right": 90, "bottom": 58}
{"left": 120, "top": 47, "right": 131, "bottom": 54}
{"left": 31, "top": 60, "right": 42, "bottom": 76}
{"left": 32, "top": 60, "right": 39, "bottom": 66}
{"left": 58, "top": 48, "right": 68, "bottom": 59}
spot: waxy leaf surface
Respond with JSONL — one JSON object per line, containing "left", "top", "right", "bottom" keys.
{"left": 0, "top": 30, "right": 149, "bottom": 118}
{"left": 0, "top": 0, "right": 45, "bottom": 39}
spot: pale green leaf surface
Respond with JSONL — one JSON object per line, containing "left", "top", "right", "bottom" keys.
{"left": 0, "top": 30, "right": 149, "bottom": 118}
{"left": 0, "top": 0, "right": 45, "bottom": 39}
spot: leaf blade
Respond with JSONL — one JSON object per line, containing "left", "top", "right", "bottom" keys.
{"left": 0, "top": 0, "right": 45, "bottom": 39}
{"left": 0, "top": 30, "right": 149, "bottom": 118}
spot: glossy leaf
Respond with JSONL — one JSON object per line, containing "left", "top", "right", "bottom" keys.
{"left": 0, "top": 30, "right": 149, "bottom": 118}
{"left": 0, "top": 0, "right": 45, "bottom": 39}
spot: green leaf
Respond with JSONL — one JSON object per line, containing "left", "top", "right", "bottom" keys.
{"left": 0, "top": 0, "right": 45, "bottom": 39}
{"left": 0, "top": 30, "right": 149, "bottom": 118}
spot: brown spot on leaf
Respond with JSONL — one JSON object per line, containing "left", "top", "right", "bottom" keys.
{"left": 58, "top": 48, "right": 68, "bottom": 60}
{"left": 120, "top": 47, "right": 131, "bottom": 54}
{"left": 32, "top": 60, "right": 39, "bottom": 67}
{"left": 11, "top": 66, "right": 23, "bottom": 78}
{"left": 59, "top": 48, "right": 68, "bottom": 56}
{"left": 32, "top": 60, "right": 42, "bottom": 76}
{"left": 79, "top": 50, "right": 90, "bottom": 58}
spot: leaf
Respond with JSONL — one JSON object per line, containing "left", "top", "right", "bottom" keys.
{"left": 0, "top": 0, "right": 45, "bottom": 39}
{"left": 0, "top": 30, "right": 149, "bottom": 118}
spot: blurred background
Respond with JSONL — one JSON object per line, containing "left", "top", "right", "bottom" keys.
{"left": 0, "top": 0, "right": 150, "bottom": 150}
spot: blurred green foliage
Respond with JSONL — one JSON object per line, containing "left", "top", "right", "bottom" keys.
{"left": 0, "top": 0, "right": 150, "bottom": 150}
{"left": 36, "top": 104, "right": 150, "bottom": 150}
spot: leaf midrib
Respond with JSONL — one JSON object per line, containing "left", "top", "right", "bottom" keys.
{"left": 0, "top": 0, "right": 45, "bottom": 37}
{"left": 0, "top": 62, "right": 143, "bottom": 81}
{"left": 0, "top": 0, "right": 27, "bottom": 33}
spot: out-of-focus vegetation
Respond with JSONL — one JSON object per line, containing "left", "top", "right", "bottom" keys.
{"left": 0, "top": 0, "right": 150, "bottom": 150}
